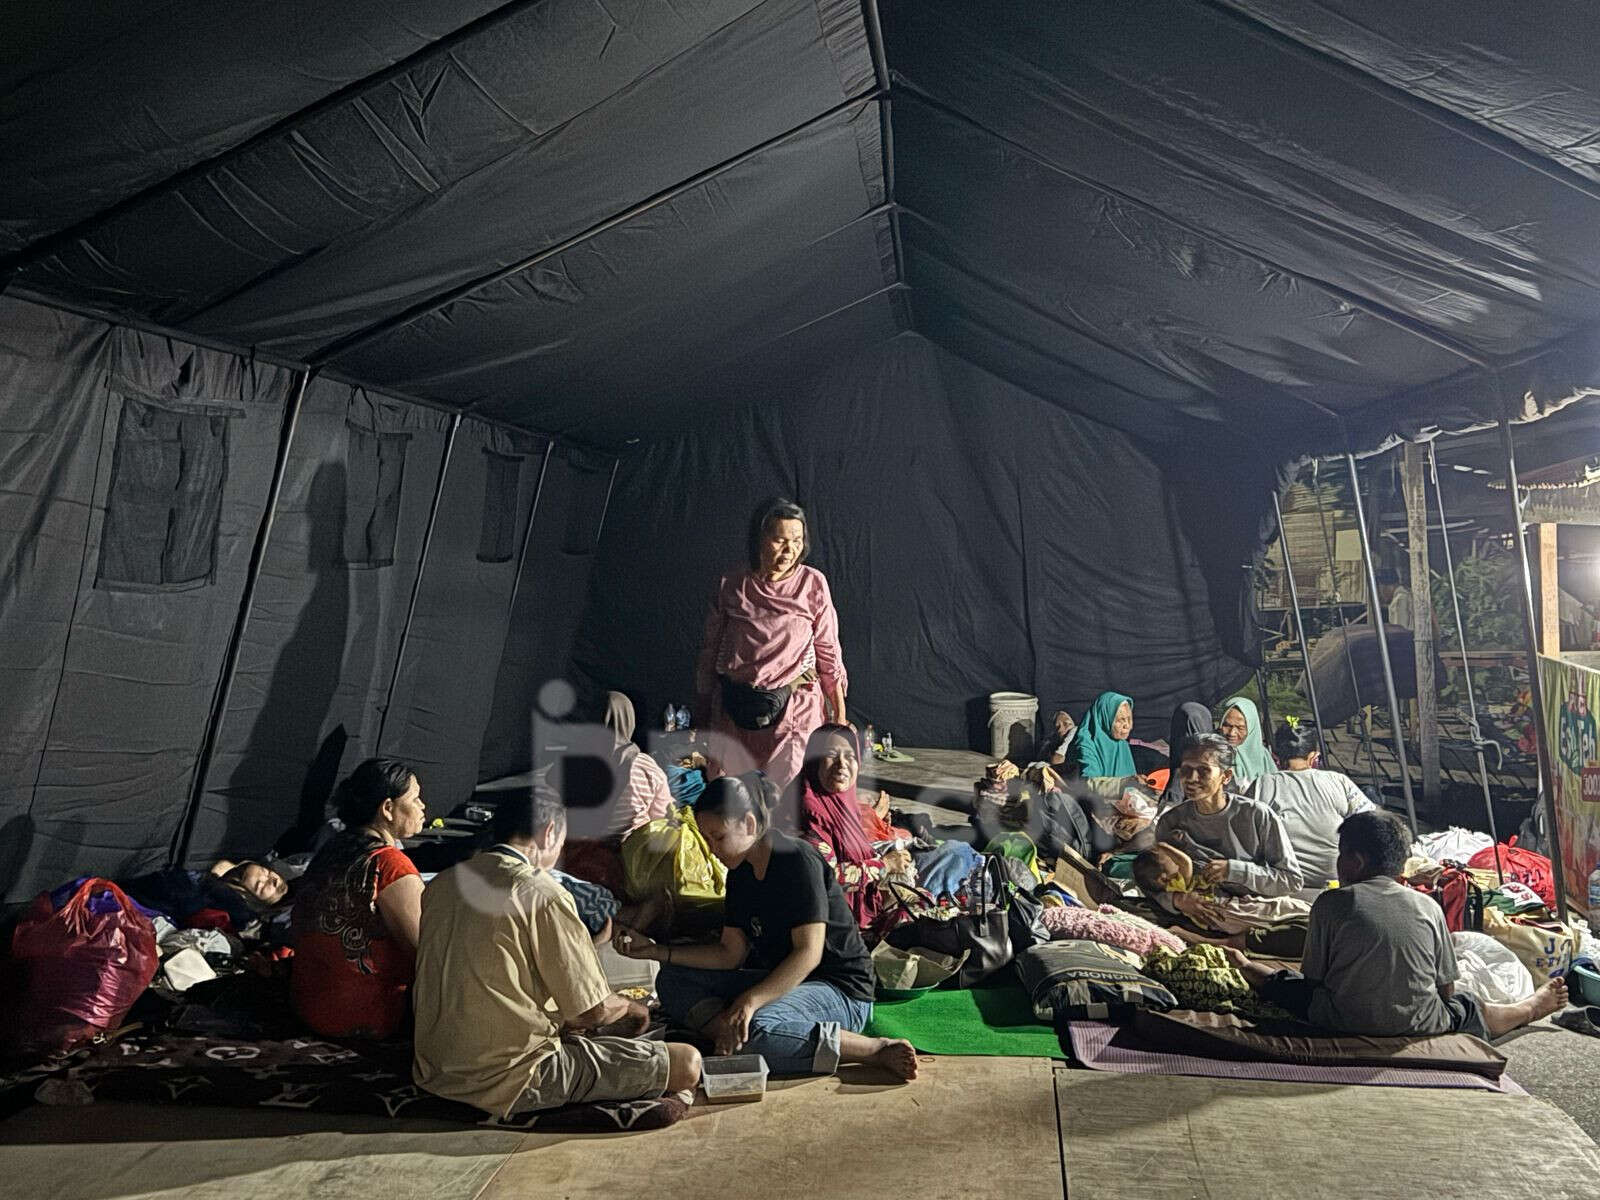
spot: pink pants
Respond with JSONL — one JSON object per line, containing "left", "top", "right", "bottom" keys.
{"left": 705, "top": 683, "right": 826, "bottom": 793}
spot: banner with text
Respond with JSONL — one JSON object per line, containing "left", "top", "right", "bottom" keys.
{"left": 1538, "top": 654, "right": 1600, "bottom": 916}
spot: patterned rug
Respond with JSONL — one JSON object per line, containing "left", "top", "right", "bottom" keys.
{"left": 10, "top": 1031, "right": 689, "bottom": 1132}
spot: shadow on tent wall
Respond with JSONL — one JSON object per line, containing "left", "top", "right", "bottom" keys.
{"left": 229, "top": 461, "right": 349, "bottom": 854}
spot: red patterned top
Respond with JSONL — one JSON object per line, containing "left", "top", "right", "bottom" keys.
{"left": 290, "top": 832, "right": 419, "bottom": 1039}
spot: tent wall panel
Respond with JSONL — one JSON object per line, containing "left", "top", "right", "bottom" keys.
{"left": 0, "top": 299, "right": 297, "bottom": 899}
{"left": 189, "top": 380, "right": 451, "bottom": 862}
{"left": 479, "top": 448, "right": 616, "bottom": 781}
{"left": 379, "top": 420, "right": 548, "bottom": 806}
{"left": 572, "top": 334, "right": 1254, "bottom": 749}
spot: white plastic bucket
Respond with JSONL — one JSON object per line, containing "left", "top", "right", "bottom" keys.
{"left": 988, "top": 691, "right": 1039, "bottom": 759}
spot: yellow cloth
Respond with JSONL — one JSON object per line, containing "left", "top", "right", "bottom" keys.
{"left": 412, "top": 851, "right": 613, "bottom": 1118}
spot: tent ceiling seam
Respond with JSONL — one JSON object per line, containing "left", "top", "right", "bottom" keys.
{"left": 861, "top": 0, "right": 908, "bottom": 326}
{"left": 892, "top": 77, "right": 1490, "bottom": 377}
{"left": 0, "top": 0, "right": 554, "bottom": 282}
{"left": 1192, "top": 0, "right": 1600, "bottom": 209}
{"left": 313, "top": 87, "right": 888, "bottom": 368}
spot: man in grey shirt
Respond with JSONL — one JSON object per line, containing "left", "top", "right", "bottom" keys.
{"left": 1245, "top": 720, "right": 1372, "bottom": 890}
{"left": 1148, "top": 734, "right": 1303, "bottom": 918}
{"left": 1227, "top": 810, "right": 1566, "bottom": 1039}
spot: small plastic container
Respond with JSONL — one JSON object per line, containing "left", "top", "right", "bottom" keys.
{"left": 700, "top": 1054, "right": 769, "bottom": 1104}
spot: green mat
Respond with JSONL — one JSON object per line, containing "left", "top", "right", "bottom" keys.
{"left": 866, "top": 985, "right": 1064, "bottom": 1058}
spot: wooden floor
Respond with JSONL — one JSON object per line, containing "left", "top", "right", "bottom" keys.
{"left": 4, "top": 1057, "right": 1598, "bottom": 1200}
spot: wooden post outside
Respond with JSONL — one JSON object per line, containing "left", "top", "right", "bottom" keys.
{"left": 1402, "top": 443, "right": 1440, "bottom": 803}
{"left": 1537, "top": 523, "right": 1561, "bottom": 658}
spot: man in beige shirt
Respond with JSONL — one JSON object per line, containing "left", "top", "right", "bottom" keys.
{"left": 412, "top": 785, "right": 701, "bottom": 1118}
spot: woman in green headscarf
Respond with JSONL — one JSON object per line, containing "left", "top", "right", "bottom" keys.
{"left": 1065, "top": 691, "right": 1136, "bottom": 778}
{"left": 1217, "top": 696, "right": 1278, "bottom": 785}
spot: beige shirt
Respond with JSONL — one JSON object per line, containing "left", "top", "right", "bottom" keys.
{"left": 412, "top": 848, "right": 612, "bottom": 1117}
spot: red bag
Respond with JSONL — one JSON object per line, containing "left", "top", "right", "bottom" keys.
{"left": 1467, "top": 838, "right": 1556, "bottom": 909}
{"left": 1409, "top": 865, "right": 1483, "bottom": 932}
{"left": 7, "top": 878, "right": 158, "bottom": 1058}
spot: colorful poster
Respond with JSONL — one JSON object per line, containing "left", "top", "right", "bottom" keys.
{"left": 1537, "top": 654, "right": 1600, "bottom": 917}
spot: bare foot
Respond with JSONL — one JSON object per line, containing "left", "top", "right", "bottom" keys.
{"left": 1484, "top": 977, "right": 1568, "bottom": 1037}
{"left": 866, "top": 1038, "right": 919, "bottom": 1081}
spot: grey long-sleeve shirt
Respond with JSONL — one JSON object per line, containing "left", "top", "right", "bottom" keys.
{"left": 1153, "top": 794, "right": 1304, "bottom": 909}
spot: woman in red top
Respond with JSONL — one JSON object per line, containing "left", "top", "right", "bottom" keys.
{"left": 291, "top": 758, "right": 426, "bottom": 1038}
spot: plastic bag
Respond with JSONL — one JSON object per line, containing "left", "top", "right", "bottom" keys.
{"left": 8, "top": 878, "right": 158, "bottom": 1058}
{"left": 620, "top": 805, "right": 726, "bottom": 906}
{"left": 1452, "top": 931, "right": 1535, "bottom": 1004}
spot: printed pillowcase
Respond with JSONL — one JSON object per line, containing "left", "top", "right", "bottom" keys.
{"left": 1015, "top": 940, "right": 1177, "bottom": 1021}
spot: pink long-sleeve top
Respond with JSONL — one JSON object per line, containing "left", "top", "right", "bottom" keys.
{"left": 696, "top": 565, "right": 847, "bottom": 698}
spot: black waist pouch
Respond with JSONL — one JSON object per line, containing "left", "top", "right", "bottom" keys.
{"left": 719, "top": 675, "right": 793, "bottom": 730}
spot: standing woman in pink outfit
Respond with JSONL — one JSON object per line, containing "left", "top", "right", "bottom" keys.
{"left": 696, "top": 499, "right": 848, "bottom": 790}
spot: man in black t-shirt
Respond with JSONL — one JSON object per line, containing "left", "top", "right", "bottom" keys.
{"left": 725, "top": 829, "right": 875, "bottom": 1004}
{"left": 613, "top": 772, "right": 916, "bottom": 1081}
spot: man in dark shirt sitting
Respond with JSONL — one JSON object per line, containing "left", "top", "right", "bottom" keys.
{"left": 1228, "top": 811, "right": 1566, "bottom": 1039}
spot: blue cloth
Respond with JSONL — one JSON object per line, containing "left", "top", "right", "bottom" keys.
{"left": 667, "top": 764, "right": 706, "bottom": 807}
{"left": 549, "top": 869, "right": 620, "bottom": 936}
{"left": 909, "top": 839, "right": 983, "bottom": 899}
{"left": 657, "top": 965, "right": 870, "bottom": 1075}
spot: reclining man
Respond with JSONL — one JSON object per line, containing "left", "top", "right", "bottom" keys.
{"left": 412, "top": 783, "right": 701, "bottom": 1119}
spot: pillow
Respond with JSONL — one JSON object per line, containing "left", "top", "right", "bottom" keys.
{"left": 1040, "top": 905, "right": 1186, "bottom": 957}
{"left": 1015, "top": 939, "right": 1176, "bottom": 1021}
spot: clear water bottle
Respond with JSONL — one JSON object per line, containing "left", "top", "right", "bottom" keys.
{"left": 882, "top": 730, "right": 894, "bottom": 753}
{"left": 663, "top": 704, "right": 678, "bottom": 732}
{"left": 1588, "top": 862, "right": 1600, "bottom": 935}
{"left": 862, "top": 723, "right": 876, "bottom": 761}
{"left": 675, "top": 704, "right": 691, "bottom": 731}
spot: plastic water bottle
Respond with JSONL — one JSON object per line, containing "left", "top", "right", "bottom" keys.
{"left": 1588, "top": 863, "right": 1600, "bottom": 935}
{"left": 862, "top": 724, "right": 876, "bottom": 761}
{"left": 882, "top": 730, "right": 894, "bottom": 753}
{"left": 676, "top": 705, "right": 691, "bottom": 731}
{"left": 663, "top": 704, "right": 678, "bottom": 732}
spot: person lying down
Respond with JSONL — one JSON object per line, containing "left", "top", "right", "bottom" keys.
{"left": 1133, "top": 843, "right": 1311, "bottom": 959}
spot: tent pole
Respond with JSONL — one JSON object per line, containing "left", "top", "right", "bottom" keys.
{"left": 171, "top": 367, "right": 315, "bottom": 867}
{"left": 1426, "top": 441, "right": 1503, "bottom": 880}
{"left": 1345, "top": 451, "right": 1419, "bottom": 833}
{"left": 377, "top": 412, "right": 462, "bottom": 751}
{"left": 1271, "top": 489, "right": 1327, "bottom": 759}
{"left": 505, "top": 442, "right": 555, "bottom": 622}
{"left": 1312, "top": 461, "right": 1378, "bottom": 782}
{"left": 1498, "top": 415, "right": 1571, "bottom": 921}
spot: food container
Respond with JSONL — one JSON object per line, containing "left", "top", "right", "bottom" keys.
{"left": 701, "top": 1054, "right": 768, "bottom": 1103}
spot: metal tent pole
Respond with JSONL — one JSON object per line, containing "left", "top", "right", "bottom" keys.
{"left": 377, "top": 412, "right": 462, "bottom": 749}
{"left": 505, "top": 441, "right": 555, "bottom": 622}
{"left": 172, "top": 367, "right": 315, "bottom": 866}
{"left": 1346, "top": 451, "right": 1419, "bottom": 833}
{"left": 1272, "top": 488, "right": 1328, "bottom": 760}
{"left": 1498, "top": 415, "right": 1571, "bottom": 921}
{"left": 1426, "top": 440, "right": 1503, "bottom": 876}
{"left": 1311, "top": 461, "right": 1379, "bottom": 782}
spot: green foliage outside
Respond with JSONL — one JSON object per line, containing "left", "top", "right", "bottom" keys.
{"left": 1427, "top": 549, "right": 1523, "bottom": 706}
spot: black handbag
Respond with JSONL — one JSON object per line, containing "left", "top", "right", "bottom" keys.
{"left": 719, "top": 675, "right": 792, "bottom": 731}
{"left": 884, "top": 858, "right": 1015, "bottom": 988}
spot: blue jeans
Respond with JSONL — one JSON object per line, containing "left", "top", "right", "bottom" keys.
{"left": 656, "top": 965, "right": 871, "bottom": 1075}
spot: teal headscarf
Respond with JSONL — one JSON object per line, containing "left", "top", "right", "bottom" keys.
{"left": 1219, "top": 696, "right": 1278, "bottom": 784}
{"left": 1067, "top": 691, "right": 1136, "bottom": 778}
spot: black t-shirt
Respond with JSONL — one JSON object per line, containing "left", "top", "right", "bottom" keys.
{"left": 725, "top": 830, "right": 875, "bottom": 1004}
